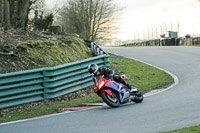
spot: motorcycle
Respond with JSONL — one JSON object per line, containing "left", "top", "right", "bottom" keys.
{"left": 93, "top": 74, "right": 143, "bottom": 108}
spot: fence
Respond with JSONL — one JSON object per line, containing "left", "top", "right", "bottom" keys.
{"left": 91, "top": 42, "right": 106, "bottom": 56}
{"left": 121, "top": 37, "right": 200, "bottom": 46}
{"left": 0, "top": 54, "right": 109, "bottom": 109}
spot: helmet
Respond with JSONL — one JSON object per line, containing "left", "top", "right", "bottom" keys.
{"left": 88, "top": 63, "right": 98, "bottom": 74}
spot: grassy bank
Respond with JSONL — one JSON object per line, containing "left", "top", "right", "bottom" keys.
{"left": 0, "top": 56, "right": 174, "bottom": 123}
{"left": 0, "top": 37, "right": 92, "bottom": 73}
{"left": 162, "top": 125, "right": 200, "bottom": 133}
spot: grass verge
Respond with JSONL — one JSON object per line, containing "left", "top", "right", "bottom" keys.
{"left": 109, "top": 57, "right": 174, "bottom": 93}
{"left": 161, "top": 125, "right": 200, "bottom": 133}
{"left": 0, "top": 56, "right": 174, "bottom": 123}
{"left": 0, "top": 94, "right": 102, "bottom": 123}
{"left": 192, "top": 45, "right": 200, "bottom": 47}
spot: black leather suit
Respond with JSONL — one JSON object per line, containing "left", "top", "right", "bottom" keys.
{"left": 95, "top": 67, "right": 131, "bottom": 88}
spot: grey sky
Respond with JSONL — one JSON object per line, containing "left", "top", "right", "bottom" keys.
{"left": 46, "top": 0, "right": 200, "bottom": 40}
{"left": 114, "top": 0, "right": 200, "bottom": 39}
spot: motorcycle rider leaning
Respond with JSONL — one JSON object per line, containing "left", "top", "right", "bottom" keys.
{"left": 88, "top": 63, "right": 137, "bottom": 93}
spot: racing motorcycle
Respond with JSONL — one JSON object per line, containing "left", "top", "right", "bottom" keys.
{"left": 93, "top": 74, "right": 143, "bottom": 108}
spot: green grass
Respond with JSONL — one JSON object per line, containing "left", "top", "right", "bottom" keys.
{"left": 161, "top": 125, "right": 200, "bottom": 133}
{"left": 110, "top": 58, "right": 174, "bottom": 93}
{"left": 0, "top": 37, "right": 93, "bottom": 73}
{"left": 0, "top": 57, "right": 174, "bottom": 123}
{"left": 0, "top": 94, "right": 102, "bottom": 123}
{"left": 192, "top": 45, "right": 200, "bottom": 47}
{"left": 20, "top": 37, "right": 93, "bottom": 67}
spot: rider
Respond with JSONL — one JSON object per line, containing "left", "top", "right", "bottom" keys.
{"left": 88, "top": 63, "right": 137, "bottom": 92}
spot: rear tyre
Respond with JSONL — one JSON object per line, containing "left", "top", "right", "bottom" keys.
{"left": 101, "top": 90, "right": 120, "bottom": 108}
{"left": 132, "top": 90, "right": 144, "bottom": 103}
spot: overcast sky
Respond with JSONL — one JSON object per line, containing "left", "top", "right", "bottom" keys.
{"left": 46, "top": 0, "right": 200, "bottom": 40}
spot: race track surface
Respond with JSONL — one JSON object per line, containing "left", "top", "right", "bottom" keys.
{"left": 1, "top": 46, "right": 200, "bottom": 133}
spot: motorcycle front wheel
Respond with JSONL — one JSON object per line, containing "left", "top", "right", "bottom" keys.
{"left": 101, "top": 90, "right": 120, "bottom": 108}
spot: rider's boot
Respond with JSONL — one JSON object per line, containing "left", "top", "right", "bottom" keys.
{"left": 127, "top": 84, "right": 138, "bottom": 93}
{"left": 118, "top": 76, "right": 138, "bottom": 93}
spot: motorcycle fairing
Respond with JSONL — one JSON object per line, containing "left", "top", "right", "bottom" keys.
{"left": 106, "top": 80, "right": 121, "bottom": 91}
{"left": 101, "top": 89, "right": 112, "bottom": 96}
{"left": 105, "top": 80, "right": 125, "bottom": 103}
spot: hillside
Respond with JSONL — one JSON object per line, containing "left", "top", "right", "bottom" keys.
{"left": 0, "top": 32, "right": 93, "bottom": 74}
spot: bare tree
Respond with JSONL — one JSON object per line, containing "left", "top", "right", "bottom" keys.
{"left": 0, "top": 0, "right": 44, "bottom": 30}
{"left": 59, "top": 0, "right": 121, "bottom": 41}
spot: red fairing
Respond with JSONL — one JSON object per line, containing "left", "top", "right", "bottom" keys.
{"left": 102, "top": 78, "right": 112, "bottom": 96}
{"left": 101, "top": 89, "right": 112, "bottom": 96}
{"left": 105, "top": 80, "right": 111, "bottom": 86}
{"left": 96, "top": 76, "right": 106, "bottom": 90}
{"left": 95, "top": 76, "right": 112, "bottom": 96}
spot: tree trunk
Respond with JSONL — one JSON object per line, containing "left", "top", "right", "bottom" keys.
{"left": 16, "top": 0, "right": 30, "bottom": 29}
{"left": 10, "top": 0, "right": 19, "bottom": 27}
{"left": 0, "top": 0, "right": 31, "bottom": 29}
{"left": 4, "top": 0, "right": 10, "bottom": 28}
{"left": 0, "top": 0, "right": 4, "bottom": 27}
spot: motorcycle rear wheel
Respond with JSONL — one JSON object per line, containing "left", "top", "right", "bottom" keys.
{"left": 101, "top": 91, "right": 120, "bottom": 108}
{"left": 132, "top": 90, "right": 143, "bottom": 103}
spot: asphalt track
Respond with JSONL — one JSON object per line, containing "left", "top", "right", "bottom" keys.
{"left": 0, "top": 46, "right": 200, "bottom": 133}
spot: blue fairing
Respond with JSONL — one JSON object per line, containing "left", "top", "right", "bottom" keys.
{"left": 107, "top": 80, "right": 125, "bottom": 103}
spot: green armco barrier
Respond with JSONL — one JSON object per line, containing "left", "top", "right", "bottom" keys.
{"left": 0, "top": 54, "right": 109, "bottom": 109}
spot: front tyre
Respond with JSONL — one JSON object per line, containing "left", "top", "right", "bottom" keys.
{"left": 133, "top": 90, "right": 144, "bottom": 103}
{"left": 101, "top": 91, "right": 120, "bottom": 108}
